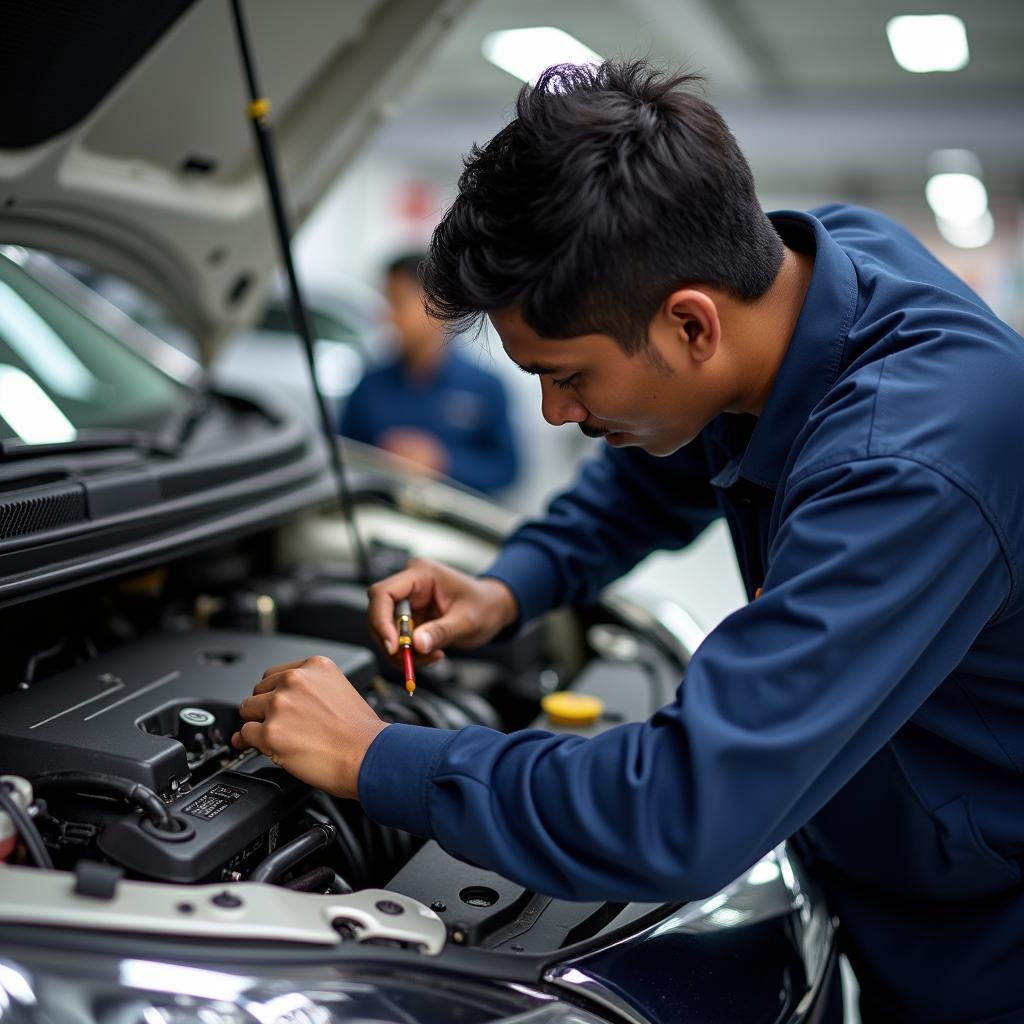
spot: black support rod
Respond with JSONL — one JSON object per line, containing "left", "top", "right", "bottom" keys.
{"left": 228, "top": 0, "right": 371, "bottom": 583}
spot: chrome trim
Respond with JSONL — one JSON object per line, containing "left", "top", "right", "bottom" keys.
{"left": 0, "top": 246, "right": 203, "bottom": 387}
{"left": 600, "top": 590, "right": 706, "bottom": 666}
{"left": 0, "top": 866, "right": 446, "bottom": 954}
{"left": 546, "top": 965, "right": 652, "bottom": 1024}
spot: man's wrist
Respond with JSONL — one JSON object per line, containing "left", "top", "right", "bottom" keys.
{"left": 478, "top": 577, "right": 520, "bottom": 635}
{"left": 336, "top": 717, "right": 389, "bottom": 800}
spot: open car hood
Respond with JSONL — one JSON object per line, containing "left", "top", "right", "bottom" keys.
{"left": 0, "top": 0, "right": 467, "bottom": 359}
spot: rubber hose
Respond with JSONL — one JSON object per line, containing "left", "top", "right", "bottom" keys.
{"left": 249, "top": 823, "right": 335, "bottom": 883}
{"left": 31, "top": 771, "right": 174, "bottom": 831}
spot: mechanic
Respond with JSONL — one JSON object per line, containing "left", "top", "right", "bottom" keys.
{"left": 338, "top": 252, "right": 519, "bottom": 495}
{"left": 236, "top": 62, "right": 1024, "bottom": 1022}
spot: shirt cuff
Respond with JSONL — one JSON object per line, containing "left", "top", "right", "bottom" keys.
{"left": 482, "top": 542, "right": 562, "bottom": 626}
{"left": 358, "top": 723, "right": 459, "bottom": 837}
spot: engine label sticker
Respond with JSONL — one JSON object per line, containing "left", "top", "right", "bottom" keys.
{"left": 183, "top": 783, "right": 246, "bottom": 820}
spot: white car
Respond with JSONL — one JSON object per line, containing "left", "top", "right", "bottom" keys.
{"left": 0, "top": 3, "right": 838, "bottom": 1022}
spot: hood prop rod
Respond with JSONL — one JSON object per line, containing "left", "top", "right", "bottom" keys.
{"left": 228, "top": 0, "right": 371, "bottom": 584}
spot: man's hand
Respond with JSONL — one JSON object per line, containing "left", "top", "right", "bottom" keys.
{"left": 232, "top": 655, "right": 386, "bottom": 800}
{"left": 378, "top": 428, "right": 449, "bottom": 476}
{"left": 368, "top": 558, "right": 519, "bottom": 667}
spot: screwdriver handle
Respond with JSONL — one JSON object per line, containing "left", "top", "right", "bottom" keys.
{"left": 395, "top": 599, "right": 416, "bottom": 696}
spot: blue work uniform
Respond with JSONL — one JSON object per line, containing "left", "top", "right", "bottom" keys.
{"left": 339, "top": 348, "right": 518, "bottom": 495}
{"left": 360, "top": 205, "right": 1024, "bottom": 1022}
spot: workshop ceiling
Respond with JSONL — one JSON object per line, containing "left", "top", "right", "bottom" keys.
{"left": 372, "top": 0, "right": 1024, "bottom": 202}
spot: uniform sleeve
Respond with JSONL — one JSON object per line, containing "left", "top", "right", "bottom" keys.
{"left": 482, "top": 440, "right": 721, "bottom": 624}
{"left": 443, "top": 377, "right": 519, "bottom": 494}
{"left": 360, "top": 456, "right": 1011, "bottom": 901}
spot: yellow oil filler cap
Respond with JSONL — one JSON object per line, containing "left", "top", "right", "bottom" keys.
{"left": 541, "top": 691, "right": 605, "bottom": 727}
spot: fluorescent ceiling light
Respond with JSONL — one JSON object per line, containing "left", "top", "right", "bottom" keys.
{"left": 482, "top": 27, "right": 602, "bottom": 85}
{"left": 925, "top": 172, "right": 988, "bottom": 224}
{"left": 935, "top": 210, "right": 994, "bottom": 249}
{"left": 886, "top": 15, "right": 969, "bottom": 73}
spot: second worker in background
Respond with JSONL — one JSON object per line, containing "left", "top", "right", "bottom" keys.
{"left": 339, "top": 252, "right": 518, "bottom": 496}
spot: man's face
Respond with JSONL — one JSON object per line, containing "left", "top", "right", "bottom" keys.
{"left": 386, "top": 272, "right": 441, "bottom": 357}
{"left": 489, "top": 307, "right": 723, "bottom": 457}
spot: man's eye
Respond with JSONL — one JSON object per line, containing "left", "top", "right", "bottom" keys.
{"left": 552, "top": 374, "right": 579, "bottom": 391}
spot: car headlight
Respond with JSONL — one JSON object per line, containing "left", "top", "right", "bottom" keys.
{"left": 0, "top": 951, "right": 609, "bottom": 1024}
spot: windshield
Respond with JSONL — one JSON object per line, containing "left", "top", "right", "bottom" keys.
{"left": 0, "top": 254, "right": 190, "bottom": 445}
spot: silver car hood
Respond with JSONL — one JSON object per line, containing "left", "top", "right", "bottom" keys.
{"left": 0, "top": 0, "right": 467, "bottom": 359}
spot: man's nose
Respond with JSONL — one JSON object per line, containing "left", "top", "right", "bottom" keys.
{"left": 540, "top": 378, "right": 587, "bottom": 426}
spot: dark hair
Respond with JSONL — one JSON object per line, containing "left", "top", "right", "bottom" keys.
{"left": 422, "top": 60, "right": 784, "bottom": 353}
{"left": 385, "top": 251, "right": 429, "bottom": 283}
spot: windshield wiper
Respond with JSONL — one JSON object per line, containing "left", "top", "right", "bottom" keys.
{"left": 0, "top": 429, "right": 179, "bottom": 462}
{"left": 163, "top": 387, "right": 211, "bottom": 450}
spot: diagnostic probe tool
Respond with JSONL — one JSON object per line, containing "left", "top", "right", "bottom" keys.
{"left": 396, "top": 599, "right": 416, "bottom": 696}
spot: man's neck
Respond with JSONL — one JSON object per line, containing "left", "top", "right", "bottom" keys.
{"left": 731, "top": 245, "right": 815, "bottom": 416}
{"left": 402, "top": 342, "right": 445, "bottom": 380}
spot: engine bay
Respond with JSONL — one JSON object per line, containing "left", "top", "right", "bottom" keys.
{"left": 0, "top": 522, "right": 684, "bottom": 956}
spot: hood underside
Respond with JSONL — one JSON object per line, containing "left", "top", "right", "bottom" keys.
{"left": 0, "top": 0, "right": 468, "bottom": 356}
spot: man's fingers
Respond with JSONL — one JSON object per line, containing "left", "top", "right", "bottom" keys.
{"left": 252, "top": 673, "right": 284, "bottom": 696}
{"left": 367, "top": 566, "right": 439, "bottom": 654}
{"left": 233, "top": 720, "right": 265, "bottom": 752}
{"left": 239, "top": 693, "right": 271, "bottom": 722}
{"left": 261, "top": 659, "right": 306, "bottom": 680}
{"left": 367, "top": 580, "right": 404, "bottom": 654}
{"left": 413, "top": 609, "right": 469, "bottom": 653}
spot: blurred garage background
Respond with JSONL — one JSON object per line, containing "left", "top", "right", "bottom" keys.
{"left": 284, "top": 0, "right": 1022, "bottom": 634}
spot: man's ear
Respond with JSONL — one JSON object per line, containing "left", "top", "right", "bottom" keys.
{"left": 662, "top": 289, "right": 721, "bottom": 363}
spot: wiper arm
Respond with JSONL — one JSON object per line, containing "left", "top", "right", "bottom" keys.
{"left": 162, "top": 387, "right": 211, "bottom": 450}
{"left": 0, "top": 429, "right": 178, "bottom": 461}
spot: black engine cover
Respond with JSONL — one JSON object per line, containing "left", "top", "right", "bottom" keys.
{"left": 0, "top": 630, "right": 375, "bottom": 793}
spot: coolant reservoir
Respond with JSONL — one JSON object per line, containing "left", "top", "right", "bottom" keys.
{"left": 541, "top": 691, "right": 605, "bottom": 727}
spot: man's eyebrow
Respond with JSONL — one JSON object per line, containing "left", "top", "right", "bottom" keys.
{"left": 516, "top": 361, "right": 564, "bottom": 376}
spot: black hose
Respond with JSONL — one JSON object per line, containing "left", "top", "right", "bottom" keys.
{"left": 0, "top": 782, "right": 53, "bottom": 869}
{"left": 310, "top": 793, "right": 367, "bottom": 887}
{"left": 31, "top": 771, "right": 174, "bottom": 831}
{"left": 284, "top": 865, "right": 336, "bottom": 892}
{"left": 249, "top": 823, "right": 335, "bottom": 883}
{"left": 331, "top": 871, "right": 353, "bottom": 894}
{"left": 402, "top": 689, "right": 453, "bottom": 730}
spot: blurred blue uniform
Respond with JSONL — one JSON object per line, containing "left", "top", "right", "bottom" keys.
{"left": 360, "top": 205, "right": 1024, "bottom": 1021}
{"left": 339, "top": 348, "right": 518, "bottom": 495}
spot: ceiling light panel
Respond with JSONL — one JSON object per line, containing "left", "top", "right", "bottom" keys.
{"left": 482, "top": 27, "right": 602, "bottom": 85}
{"left": 886, "top": 15, "right": 969, "bottom": 73}
{"left": 925, "top": 172, "right": 988, "bottom": 224}
{"left": 935, "top": 210, "right": 994, "bottom": 249}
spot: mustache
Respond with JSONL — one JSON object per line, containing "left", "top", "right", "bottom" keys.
{"left": 579, "top": 422, "right": 610, "bottom": 439}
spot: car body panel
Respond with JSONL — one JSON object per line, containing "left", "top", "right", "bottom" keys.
{"left": 0, "top": 0, "right": 470, "bottom": 357}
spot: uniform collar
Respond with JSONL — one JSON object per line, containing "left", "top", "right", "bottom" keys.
{"left": 714, "top": 209, "right": 859, "bottom": 491}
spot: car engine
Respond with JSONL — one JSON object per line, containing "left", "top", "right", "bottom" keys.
{"left": 0, "top": 525, "right": 682, "bottom": 930}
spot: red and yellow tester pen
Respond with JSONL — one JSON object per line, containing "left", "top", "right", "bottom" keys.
{"left": 396, "top": 599, "right": 416, "bottom": 696}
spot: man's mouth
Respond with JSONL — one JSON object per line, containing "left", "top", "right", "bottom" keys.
{"left": 579, "top": 423, "right": 610, "bottom": 439}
